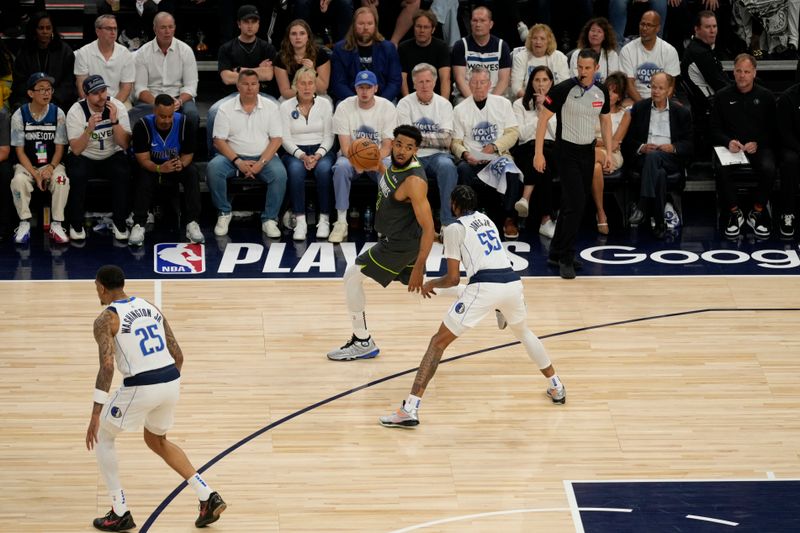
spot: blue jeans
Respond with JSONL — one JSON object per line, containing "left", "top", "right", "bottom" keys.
{"left": 281, "top": 145, "right": 335, "bottom": 215}
{"left": 418, "top": 152, "right": 458, "bottom": 226}
{"left": 206, "top": 154, "right": 287, "bottom": 221}
{"left": 609, "top": 0, "right": 667, "bottom": 42}
{"left": 331, "top": 155, "right": 380, "bottom": 212}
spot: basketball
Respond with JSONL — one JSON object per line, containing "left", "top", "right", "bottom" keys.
{"left": 348, "top": 137, "right": 381, "bottom": 171}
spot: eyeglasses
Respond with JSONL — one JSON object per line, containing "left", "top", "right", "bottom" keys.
{"left": 32, "top": 87, "right": 54, "bottom": 94}
{"left": 100, "top": 26, "right": 118, "bottom": 32}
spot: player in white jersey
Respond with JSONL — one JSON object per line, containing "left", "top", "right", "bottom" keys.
{"left": 85, "top": 265, "right": 226, "bottom": 531}
{"left": 379, "top": 186, "right": 566, "bottom": 428}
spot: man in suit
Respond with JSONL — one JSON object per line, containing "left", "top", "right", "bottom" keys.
{"left": 626, "top": 72, "right": 692, "bottom": 238}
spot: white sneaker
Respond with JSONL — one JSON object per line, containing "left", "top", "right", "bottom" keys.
{"left": 515, "top": 197, "right": 529, "bottom": 217}
{"left": 328, "top": 220, "right": 348, "bottom": 243}
{"left": 379, "top": 402, "right": 419, "bottom": 428}
{"left": 664, "top": 202, "right": 680, "bottom": 230}
{"left": 49, "top": 222, "right": 69, "bottom": 243}
{"left": 185, "top": 221, "right": 205, "bottom": 243}
{"left": 214, "top": 213, "right": 232, "bottom": 236}
{"left": 539, "top": 219, "right": 556, "bottom": 239}
{"left": 128, "top": 224, "right": 145, "bottom": 246}
{"left": 282, "top": 210, "right": 297, "bottom": 230}
{"left": 293, "top": 218, "right": 307, "bottom": 241}
{"left": 262, "top": 219, "right": 281, "bottom": 238}
{"left": 14, "top": 220, "right": 31, "bottom": 244}
{"left": 111, "top": 222, "right": 129, "bottom": 240}
{"left": 69, "top": 226, "right": 86, "bottom": 241}
{"left": 316, "top": 214, "right": 330, "bottom": 239}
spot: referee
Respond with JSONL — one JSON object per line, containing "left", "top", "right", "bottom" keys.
{"left": 534, "top": 48, "right": 613, "bottom": 279}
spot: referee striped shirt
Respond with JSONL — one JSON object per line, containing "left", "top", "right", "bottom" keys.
{"left": 544, "top": 77, "right": 610, "bottom": 145}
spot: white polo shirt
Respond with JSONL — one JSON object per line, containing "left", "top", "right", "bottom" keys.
{"left": 74, "top": 40, "right": 136, "bottom": 99}
{"left": 134, "top": 37, "right": 198, "bottom": 100}
{"left": 213, "top": 94, "right": 283, "bottom": 157}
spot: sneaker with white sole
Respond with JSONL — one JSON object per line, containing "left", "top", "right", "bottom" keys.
{"left": 379, "top": 402, "right": 420, "bottom": 428}
{"left": 316, "top": 214, "right": 330, "bottom": 239}
{"left": 514, "top": 197, "right": 529, "bottom": 217}
{"left": 282, "top": 210, "right": 297, "bottom": 230}
{"left": 546, "top": 385, "right": 566, "bottom": 404}
{"left": 664, "top": 202, "right": 680, "bottom": 230}
{"left": 724, "top": 208, "right": 744, "bottom": 238}
{"left": 328, "top": 220, "right": 348, "bottom": 243}
{"left": 14, "top": 220, "right": 31, "bottom": 244}
{"left": 128, "top": 224, "right": 145, "bottom": 246}
{"left": 747, "top": 208, "right": 771, "bottom": 238}
{"left": 262, "top": 219, "right": 281, "bottom": 238}
{"left": 214, "top": 213, "right": 232, "bottom": 236}
{"left": 185, "top": 221, "right": 205, "bottom": 243}
{"left": 779, "top": 213, "right": 795, "bottom": 238}
{"left": 495, "top": 309, "right": 507, "bottom": 330}
{"left": 111, "top": 222, "right": 129, "bottom": 240}
{"left": 538, "top": 218, "right": 556, "bottom": 239}
{"left": 327, "top": 334, "right": 379, "bottom": 361}
{"left": 70, "top": 225, "right": 86, "bottom": 241}
{"left": 293, "top": 218, "right": 307, "bottom": 241}
{"left": 49, "top": 222, "right": 69, "bottom": 243}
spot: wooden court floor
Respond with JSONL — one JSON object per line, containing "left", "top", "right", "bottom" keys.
{"left": 1, "top": 276, "right": 799, "bottom": 532}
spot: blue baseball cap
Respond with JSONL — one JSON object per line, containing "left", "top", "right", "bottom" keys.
{"left": 354, "top": 70, "right": 378, "bottom": 87}
{"left": 27, "top": 72, "right": 55, "bottom": 90}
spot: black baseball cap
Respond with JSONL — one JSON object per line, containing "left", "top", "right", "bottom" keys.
{"left": 237, "top": 5, "right": 260, "bottom": 21}
{"left": 82, "top": 74, "right": 109, "bottom": 95}
{"left": 27, "top": 72, "right": 55, "bottom": 90}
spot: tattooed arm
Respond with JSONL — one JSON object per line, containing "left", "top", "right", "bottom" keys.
{"left": 161, "top": 316, "right": 184, "bottom": 373}
{"left": 86, "top": 309, "right": 118, "bottom": 450}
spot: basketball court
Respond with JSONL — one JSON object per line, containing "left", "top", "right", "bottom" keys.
{"left": 1, "top": 220, "right": 799, "bottom": 532}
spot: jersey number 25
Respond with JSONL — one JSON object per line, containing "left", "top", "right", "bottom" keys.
{"left": 134, "top": 324, "right": 165, "bottom": 356}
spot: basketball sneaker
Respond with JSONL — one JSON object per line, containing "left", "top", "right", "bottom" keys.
{"left": 724, "top": 208, "right": 744, "bottom": 238}
{"left": 13, "top": 220, "right": 31, "bottom": 244}
{"left": 92, "top": 509, "right": 136, "bottom": 531}
{"left": 546, "top": 385, "right": 566, "bottom": 405}
{"left": 747, "top": 208, "right": 771, "bottom": 238}
{"left": 214, "top": 213, "right": 232, "bottom": 236}
{"left": 495, "top": 309, "right": 507, "bottom": 330}
{"left": 327, "top": 334, "right": 379, "bottom": 361}
{"left": 195, "top": 491, "right": 226, "bottom": 528}
{"left": 379, "top": 401, "right": 419, "bottom": 428}
{"left": 328, "top": 220, "right": 348, "bottom": 243}
{"left": 186, "top": 221, "right": 205, "bottom": 244}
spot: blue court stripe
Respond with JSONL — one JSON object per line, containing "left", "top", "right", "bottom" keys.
{"left": 139, "top": 307, "right": 800, "bottom": 531}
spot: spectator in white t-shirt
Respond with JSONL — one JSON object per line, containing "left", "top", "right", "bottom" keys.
{"left": 569, "top": 17, "right": 620, "bottom": 84}
{"left": 511, "top": 23, "right": 570, "bottom": 99}
{"left": 74, "top": 14, "right": 135, "bottom": 105}
{"left": 619, "top": 10, "right": 679, "bottom": 102}
{"left": 329, "top": 70, "right": 397, "bottom": 243}
{"left": 397, "top": 63, "right": 458, "bottom": 227}
{"left": 452, "top": 67, "right": 520, "bottom": 240}
{"left": 64, "top": 74, "right": 132, "bottom": 242}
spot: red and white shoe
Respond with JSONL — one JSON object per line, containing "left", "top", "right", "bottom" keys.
{"left": 49, "top": 222, "right": 70, "bottom": 243}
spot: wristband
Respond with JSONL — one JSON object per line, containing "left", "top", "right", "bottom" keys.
{"left": 155, "top": 164, "right": 161, "bottom": 174}
{"left": 232, "top": 156, "right": 241, "bottom": 165}
{"left": 93, "top": 389, "right": 109, "bottom": 405}
{"left": 110, "top": 120, "right": 119, "bottom": 125}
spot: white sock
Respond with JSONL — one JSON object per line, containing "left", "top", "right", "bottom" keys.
{"left": 337, "top": 209, "right": 347, "bottom": 223}
{"left": 548, "top": 374, "right": 563, "bottom": 390}
{"left": 187, "top": 472, "right": 213, "bottom": 501}
{"left": 110, "top": 488, "right": 128, "bottom": 515}
{"left": 344, "top": 264, "right": 369, "bottom": 338}
{"left": 404, "top": 394, "right": 422, "bottom": 411}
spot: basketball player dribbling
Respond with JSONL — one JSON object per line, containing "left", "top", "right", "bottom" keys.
{"left": 380, "top": 185, "right": 566, "bottom": 428}
{"left": 85, "top": 265, "right": 226, "bottom": 531}
{"left": 327, "top": 124, "right": 437, "bottom": 361}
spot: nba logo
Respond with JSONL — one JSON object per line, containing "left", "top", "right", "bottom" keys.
{"left": 154, "top": 243, "right": 205, "bottom": 274}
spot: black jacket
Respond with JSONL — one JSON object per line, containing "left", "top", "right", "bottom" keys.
{"left": 710, "top": 83, "right": 775, "bottom": 148}
{"left": 681, "top": 37, "right": 730, "bottom": 99}
{"left": 11, "top": 40, "right": 77, "bottom": 112}
{"left": 625, "top": 97, "right": 694, "bottom": 161}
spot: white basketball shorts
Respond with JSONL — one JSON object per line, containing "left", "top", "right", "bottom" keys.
{"left": 100, "top": 379, "right": 180, "bottom": 436}
{"left": 443, "top": 280, "right": 527, "bottom": 337}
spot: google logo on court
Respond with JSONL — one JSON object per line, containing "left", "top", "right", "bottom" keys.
{"left": 580, "top": 246, "right": 800, "bottom": 269}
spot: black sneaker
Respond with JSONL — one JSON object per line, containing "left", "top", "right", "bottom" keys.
{"left": 724, "top": 208, "right": 744, "bottom": 238}
{"left": 559, "top": 261, "right": 576, "bottom": 280}
{"left": 779, "top": 213, "right": 795, "bottom": 238}
{"left": 93, "top": 509, "right": 135, "bottom": 532}
{"left": 547, "top": 256, "right": 583, "bottom": 270}
{"left": 196, "top": 491, "right": 226, "bottom": 528}
{"left": 747, "top": 208, "right": 771, "bottom": 238}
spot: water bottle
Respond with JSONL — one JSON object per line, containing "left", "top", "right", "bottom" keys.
{"left": 306, "top": 201, "right": 316, "bottom": 226}
{"left": 363, "top": 206, "right": 373, "bottom": 232}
